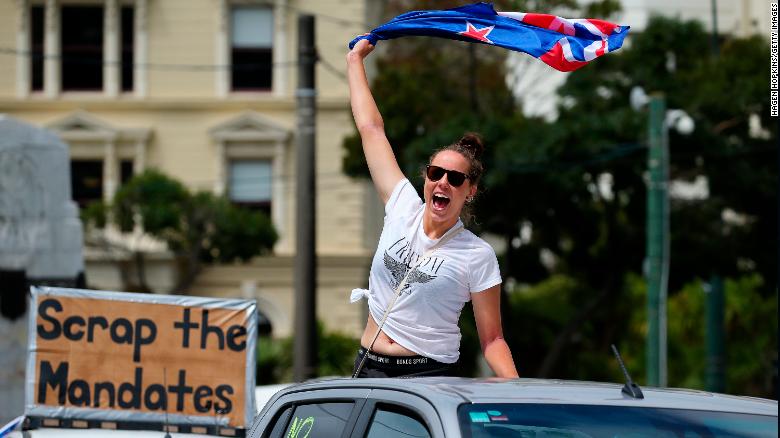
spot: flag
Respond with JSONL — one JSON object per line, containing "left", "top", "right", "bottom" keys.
{"left": 349, "top": 2, "right": 629, "bottom": 72}
{"left": 0, "top": 416, "right": 24, "bottom": 438}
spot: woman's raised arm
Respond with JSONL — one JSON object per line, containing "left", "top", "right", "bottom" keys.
{"left": 347, "top": 39, "right": 404, "bottom": 204}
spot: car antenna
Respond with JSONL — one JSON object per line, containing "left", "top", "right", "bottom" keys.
{"left": 611, "top": 344, "right": 644, "bottom": 399}
{"left": 163, "top": 368, "right": 172, "bottom": 438}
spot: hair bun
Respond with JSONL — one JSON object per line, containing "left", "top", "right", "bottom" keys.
{"left": 458, "top": 132, "right": 485, "bottom": 159}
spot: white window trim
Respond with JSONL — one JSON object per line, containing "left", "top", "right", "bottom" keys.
{"left": 16, "top": 0, "right": 148, "bottom": 98}
{"left": 210, "top": 112, "right": 290, "bottom": 252}
{"left": 216, "top": 0, "right": 287, "bottom": 98}
{"left": 46, "top": 111, "right": 151, "bottom": 203}
{"left": 16, "top": 0, "right": 31, "bottom": 98}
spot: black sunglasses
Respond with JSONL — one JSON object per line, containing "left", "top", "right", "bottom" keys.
{"left": 426, "top": 165, "right": 470, "bottom": 187}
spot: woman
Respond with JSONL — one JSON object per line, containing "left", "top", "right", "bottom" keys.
{"left": 347, "top": 39, "right": 518, "bottom": 379}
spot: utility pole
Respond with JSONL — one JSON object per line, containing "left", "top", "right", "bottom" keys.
{"left": 710, "top": 0, "right": 719, "bottom": 56}
{"left": 293, "top": 14, "right": 317, "bottom": 382}
{"left": 705, "top": 275, "right": 725, "bottom": 392}
{"left": 646, "top": 93, "right": 669, "bottom": 387}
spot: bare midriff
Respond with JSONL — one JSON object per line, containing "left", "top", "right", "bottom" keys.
{"left": 360, "top": 314, "right": 417, "bottom": 356}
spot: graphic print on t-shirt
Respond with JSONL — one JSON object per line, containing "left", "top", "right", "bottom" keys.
{"left": 383, "top": 236, "right": 446, "bottom": 294}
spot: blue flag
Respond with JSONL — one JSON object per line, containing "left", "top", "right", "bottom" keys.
{"left": 349, "top": 2, "right": 629, "bottom": 72}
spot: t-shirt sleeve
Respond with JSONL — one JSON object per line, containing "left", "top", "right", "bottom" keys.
{"left": 384, "top": 178, "right": 423, "bottom": 220}
{"left": 469, "top": 243, "right": 502, "bottom": 293}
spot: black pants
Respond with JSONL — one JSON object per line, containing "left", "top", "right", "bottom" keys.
{"left": 352, "top": 348, "right": 459, "bottom": 378}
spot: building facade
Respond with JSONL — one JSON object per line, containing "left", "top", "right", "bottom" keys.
{"left": 0, "top": 0, "right": 382, "bottom": 338}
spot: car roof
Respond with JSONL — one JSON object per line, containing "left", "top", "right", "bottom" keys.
{"left": 272, "top": 377, "right": 778, "bottom": 416}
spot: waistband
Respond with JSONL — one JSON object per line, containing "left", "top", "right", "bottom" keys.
{"left": 357, "top": 348, "right": 448, "bottom": 368}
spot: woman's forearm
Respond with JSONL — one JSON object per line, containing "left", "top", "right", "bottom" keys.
{"left": 347, "top": 54, "right": 384, "bottom": 133}
{"left": 483, "top": 337, "right": 519, "bottom": 378}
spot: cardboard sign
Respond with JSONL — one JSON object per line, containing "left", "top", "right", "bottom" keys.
{"left": 25, "top": 287, "right": 257, "bottom": 429}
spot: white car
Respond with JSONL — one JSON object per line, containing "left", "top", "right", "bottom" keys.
{"left": 248, "top": 377, "right": 778, "bottom": 437}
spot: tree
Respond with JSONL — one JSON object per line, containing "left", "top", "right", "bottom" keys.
{"left": 83, "top": 169, "right": 277, "bottom": 293}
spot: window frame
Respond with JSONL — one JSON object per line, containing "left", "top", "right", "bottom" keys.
{"left": 257, "top": 394, "right": 368, "bottom": 438}
{"left": 209, "top": 112, "right": 290, "bottom": 252}
{"left": 229, "top": 4, "right": 274, "bottom": 92}
{"left": 218, "top": 0, "right": 288, "bottom": 97}
{"left": 19, "top": 0, "right": 141, "bottom": 97}
{"left": 352, "top": 395, "right": 441, "bottom": 438}
{"left": 363, "top": 402, "right": 433, "bottom": 438}
{"left": 227, "top": 159, "right": 273, "bottom": 216}
{"left": 30, "top": 4, "right": 45, "bottom": 92}
{"left": 120, "top": 4, "right": 134, "bottom": 92}
{"left": 60, "top": 4, "right": 105, "bottom": 92}
{"left": 249, "top": 387, "right": 445, "bottom": 438}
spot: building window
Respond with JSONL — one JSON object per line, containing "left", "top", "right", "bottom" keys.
{"left": 61, "top": 6, "right": 104, "bottom": 91}
{"left": 71, "top": 160, "right": 103, "bottom": 209}
{"left": 30, "top": 5, "right": 44, "bottom": 92}
{"left": 121, "top": 6, "right": 134, "bottom": 92}
{"left": 120, "top": 159, "right": 134, "bottom": 185}
{"left": 228, "top": 160, "right": 272, "bottom": 216}
{"left": 231, "top": 6, "right": 273, "bottom": 91}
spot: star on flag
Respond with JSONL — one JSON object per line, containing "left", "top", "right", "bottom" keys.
{"left": 458, "top": 21, "right": 494, "bottom": 44}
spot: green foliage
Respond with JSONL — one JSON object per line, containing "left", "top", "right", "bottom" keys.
{"left": 558, "top": 15, "right": 777, "bottom": 292}
{"left": 620, "top": 273, "right": 777, "bottom": 396}
{"left": 109, "top": 169, "right": 277, "bottom": 265}
{"left": 256, "top": 335, "right": 284, "bottom": 385}
{"left": 96, "top": 169, "right": 277, "bottom": 292}
{"left": 721, "top": 275, "right": 777, "bottom": 396}
{"left": 207, "top": 197, "right": 278, "bottom": 263}
{"left": 81, "top": 200, "right": 108, "bottom": 229}
{"left": 501, "top": 275, "right": 642, "bottom": 381}
{"left": 457, "top": 303, "right": 482, "bottom": 377}
{"left": 256, "top": 323, "right": 359, "bottom": 383}
{"left": 113, "top": 169, "right": 189, "bottom": 235}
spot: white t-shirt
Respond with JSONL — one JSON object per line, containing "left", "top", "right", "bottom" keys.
{"left": 352, "top": 179, "right": 502, "bottom": 363}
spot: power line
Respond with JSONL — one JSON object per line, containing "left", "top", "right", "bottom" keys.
{"left": 0, "top": 47, "right": 353, "bottom": 81}
{"left": 318, "top": 56, "right": 347, "bottom": 83}
{"left": 0, "top": 47, "right": 296, "bottom": 71}
{"left": 258, "top": 1, "right": 369, "bottom": 28}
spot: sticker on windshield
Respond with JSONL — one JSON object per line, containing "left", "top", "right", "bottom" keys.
{"left": 287, "top": 416, "right": 314, "bottom": 438}
{"left": 469, "top": 412, "right": 491, "bottom": 423}
{"left": 487, "top": 410, "right": 508, "bottom": 421}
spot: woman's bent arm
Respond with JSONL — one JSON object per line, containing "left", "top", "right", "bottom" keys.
{"left": 347, "top": 39, "right": 404, "bottom": 204}
{"left": 472, "top": 285, "right": 519, "bottom": 378}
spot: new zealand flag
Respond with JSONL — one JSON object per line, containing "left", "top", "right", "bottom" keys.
{"left": 349, "top": 2, "right": 629, "bottom": 72}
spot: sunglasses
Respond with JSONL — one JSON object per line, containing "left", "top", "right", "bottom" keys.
{"left": 426, "top": 165, "right": 470, "bottom": 187}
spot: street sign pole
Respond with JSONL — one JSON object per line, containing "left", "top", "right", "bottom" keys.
{"left": 646, "top": 94, "right": 669, "bottom": 387}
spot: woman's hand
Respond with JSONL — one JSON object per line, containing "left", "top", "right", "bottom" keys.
{"left": 347, "top": 38, "right": 374, "bottom": 63}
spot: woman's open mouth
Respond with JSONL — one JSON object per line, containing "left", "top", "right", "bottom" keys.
{"left": 432, "top": 193, "right": 450, "bottom": 211}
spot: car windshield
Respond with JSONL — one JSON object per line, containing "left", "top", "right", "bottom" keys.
{"left": 458, "top": 403, "right": 778, "bottom": 438}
